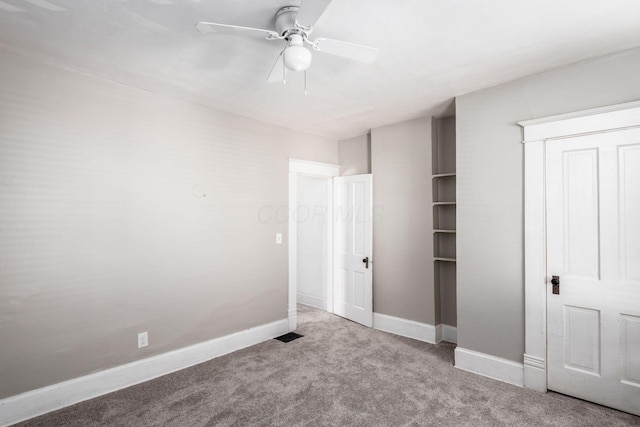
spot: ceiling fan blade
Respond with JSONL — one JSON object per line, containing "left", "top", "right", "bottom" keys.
{"left": 295, "top": 0, "right": 332, "bottom": 28}
{"left": 313, "top": 38, "right": 380, "bottom": 63}
{"left": 267, "top": 48, "right": 288, "bottom": 83}
{"left": 195, "top": 22, "right": 278, "bottom": 39}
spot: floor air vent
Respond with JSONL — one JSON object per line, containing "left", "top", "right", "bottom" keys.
{"left": 274, "top": 332, "right": 304, "bottom": 343}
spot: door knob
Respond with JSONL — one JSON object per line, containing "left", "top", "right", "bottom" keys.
{"left": 551, "top": 275, "right": 560, "bottom": 295}
{"left": 362, "top": 257, "right": 369, "bottom": 269}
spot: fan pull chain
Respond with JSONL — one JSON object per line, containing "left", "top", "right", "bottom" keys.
{"left": 304, "top": 70, "right": 308, "bottom": 95}
{"left": 282, "top": 49, "right": 286, "bottom": 84}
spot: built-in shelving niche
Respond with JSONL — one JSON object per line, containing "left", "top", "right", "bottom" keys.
{"left": 432, "top": 115, "right": 457, "bottom": 336}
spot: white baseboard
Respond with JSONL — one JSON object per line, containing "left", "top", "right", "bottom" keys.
{"left": 441, "top": 324, "right": 457, "bottom": 344}
{"left": 454, "top": 347, "right": 524, "bottom": 387}
{"left": 296, "top": 294, "right": 327, "bottom": 311}
{"left": 373, "top": 313, "right": 438, "bottom": 344}
{"left": 0, "top": 318, "right": 289, "bottom": 427}
{"left": 372, "top": 313, "right": 457, "bottom": 345}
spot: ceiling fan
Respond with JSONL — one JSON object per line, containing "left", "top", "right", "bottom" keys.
{"left": 195, "top": 0, "right": 379, "bottom": 87}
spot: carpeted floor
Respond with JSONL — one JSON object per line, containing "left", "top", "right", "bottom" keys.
{"left": 17, "top": 305, "right": 640, "bottom": 426}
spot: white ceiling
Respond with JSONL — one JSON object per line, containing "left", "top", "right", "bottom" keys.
{"left": 1, "top": 0, "right": 640, "bottom": 140}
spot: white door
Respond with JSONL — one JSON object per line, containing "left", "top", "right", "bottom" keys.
{"left": 546, "top": 127, "right": 640, "bottom": 415}
{"left": 333, "top": 174, "right": 373, "bottom": 327}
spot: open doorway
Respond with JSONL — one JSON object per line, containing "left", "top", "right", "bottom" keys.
{"left": 296, "top": 175, "right": 329, "bottom": 310}
{"left": 287, "top": 159, "right": 374, "bottom": 330}
{"left": 287, "top": 159, "right": 339, "bottom": 330}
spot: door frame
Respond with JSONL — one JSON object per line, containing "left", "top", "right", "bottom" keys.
{"left": 518, "top": 100, "right": 640, "bottom": 392}
{"left": 288, "top": 159, "right": 340, "bottom": 331}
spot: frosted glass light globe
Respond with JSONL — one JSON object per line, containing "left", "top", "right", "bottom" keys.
{"left": 284, "top": 45, "right": 312, "bottom": 71}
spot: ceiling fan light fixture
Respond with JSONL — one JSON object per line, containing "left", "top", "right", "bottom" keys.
{"left": 195, "top": 0, "right": 380, "bottom": 83}
{"left": 284, "top": 44, "right": 312, "bottom": 72}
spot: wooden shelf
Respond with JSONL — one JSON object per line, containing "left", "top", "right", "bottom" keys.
{"left": 434, "top": 257, "right": 457, "bottom": 262}
{"left": 432, "top": 173, "right": 456, "bottom": 179}
{"left": 434, "top": 229, "right": 456, "bottom": 233}
{"left": 433, "top": 202, "right": 456, "bottom": 206}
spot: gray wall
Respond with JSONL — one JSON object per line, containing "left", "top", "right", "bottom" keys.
{"left": 456, "top": 47, "right": 640, "bottom": 362}
{"left": 0, "top": 50, "right": 338, "bottom": 399}
{"left": 338, "top": 134, "right": 370, "bottom": 175}
{"left": 371, "top": 117, "right": 434, "bottom": 324}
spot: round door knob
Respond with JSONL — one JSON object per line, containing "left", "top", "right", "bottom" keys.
{"left": 551, "top": 278, "right": 559, "bottom": 286}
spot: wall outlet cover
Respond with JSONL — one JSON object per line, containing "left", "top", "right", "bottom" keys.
{"left": 137, "top": 331, "right": 148, "bottom": 348}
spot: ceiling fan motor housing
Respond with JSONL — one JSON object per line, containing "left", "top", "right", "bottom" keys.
{"left": 275, "top": 6, "right": 301, "bottom": 36}
{"left": 276, "top": 6, "right": 312, "bottom": 72}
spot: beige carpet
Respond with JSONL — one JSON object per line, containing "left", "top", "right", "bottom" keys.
{"left": 17, "top": 305, "right": 640, "bottom": 426}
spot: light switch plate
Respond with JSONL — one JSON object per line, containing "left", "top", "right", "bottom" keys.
{"left": 276, "top": 233, "right": 282, "bottom": 244}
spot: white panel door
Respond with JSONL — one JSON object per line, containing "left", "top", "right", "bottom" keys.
{"left": 333, "top": 174, "right": 373, "bottom": 327}
{"left": 546, "top": 128, "right": 640, "bottom": 415}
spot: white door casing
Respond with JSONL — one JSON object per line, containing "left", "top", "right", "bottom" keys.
{"left": 333, "top": 174, "right": 373, "bottom": 327}
{"left": 545, "top": 129, "right": 640, "bottom": 415}
{"left": 519, "top": 100, "right": 640, "bottom": 412}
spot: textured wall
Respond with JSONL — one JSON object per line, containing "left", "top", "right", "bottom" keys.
{"left": 371, "top": 117, "right": 434, "bottom": 324}
{"left": 456, "top": 47, "right": 640, "bottom": 363}
{"left": 0, "top": 50, "right": 337, "bottom": 399}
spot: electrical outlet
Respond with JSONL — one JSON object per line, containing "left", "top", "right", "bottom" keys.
{"left": 276, "top": 233, "right": 282, "bottom": 244}
{"left": 137, "top": 331, "right": 148, "bottom": 349}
